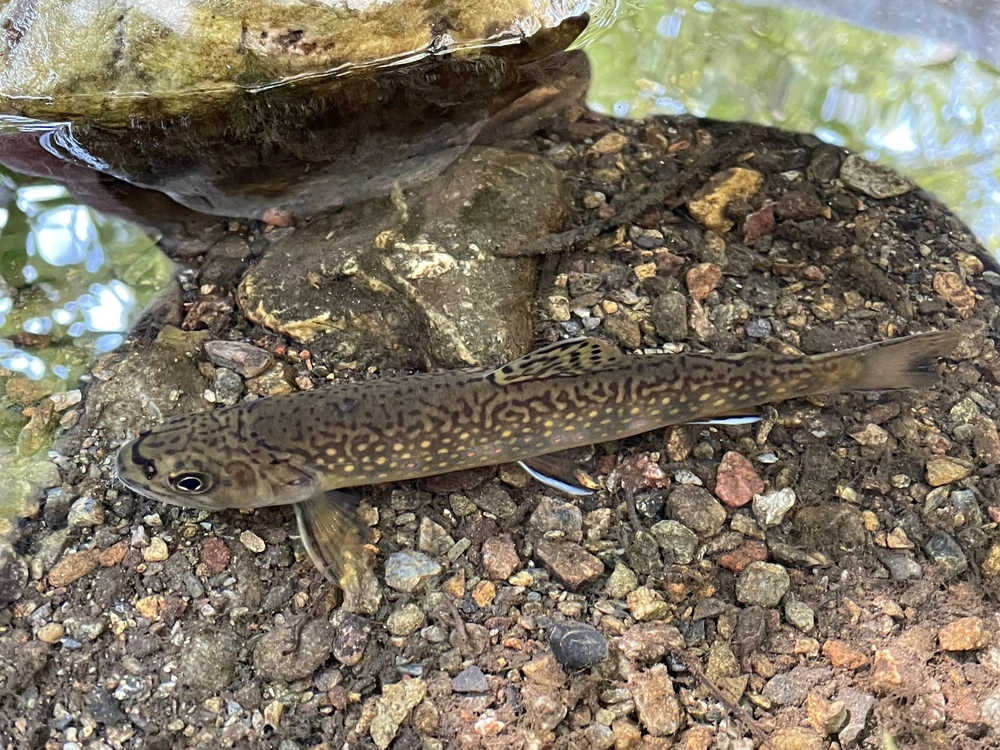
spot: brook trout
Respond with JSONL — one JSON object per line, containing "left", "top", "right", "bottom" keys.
{"left": 116, "top": 331, "right": 957, "bottom": 582}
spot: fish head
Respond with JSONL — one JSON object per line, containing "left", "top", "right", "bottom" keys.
{"left": 114, "top": 416, "right": 321, "bottom": 510}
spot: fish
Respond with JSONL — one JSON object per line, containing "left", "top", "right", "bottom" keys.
{"left": 115, "top": 330, "right": 958, "bottom": 583}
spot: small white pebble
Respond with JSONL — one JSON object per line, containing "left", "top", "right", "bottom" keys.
{"left": 240, "top": 530, "right": 266, "bottom": 553}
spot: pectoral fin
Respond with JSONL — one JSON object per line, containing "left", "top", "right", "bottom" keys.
{"left": 519, "top": 450, "right": 600, "bottom": 497}
{"left": 294, "top": 490, "right": 369, "bottom": 587}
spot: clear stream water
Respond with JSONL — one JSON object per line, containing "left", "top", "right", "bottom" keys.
{"left": 0, "top": 0, "right": 998, "bottom": 536}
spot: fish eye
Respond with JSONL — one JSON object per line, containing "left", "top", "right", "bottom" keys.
{"left": 170, "top": 472, "right": 213, "bottom": 494}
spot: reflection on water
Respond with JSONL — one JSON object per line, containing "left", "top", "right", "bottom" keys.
{"left": 580, "top": 0, "right": 1000, "bottom": 255}
{"left": 0, "top": 178, "right": 171, "bottom": 384}
{"left": 0, "top": 170, "right": 173, "bottom": 555}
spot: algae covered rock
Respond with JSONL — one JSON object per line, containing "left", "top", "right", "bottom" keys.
{"left": 237, "top": 146, "right": 566, "bottom": 369}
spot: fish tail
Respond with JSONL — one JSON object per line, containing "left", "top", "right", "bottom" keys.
{"left": 811, "top": 330, "right": 959, "bottom": 393}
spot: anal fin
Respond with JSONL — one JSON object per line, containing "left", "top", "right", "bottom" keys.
{"left": 519, "top": 450, "right": 599, "bottom": 497}
{"left": 294, "top": 490, "right": 369, "bottom": 587}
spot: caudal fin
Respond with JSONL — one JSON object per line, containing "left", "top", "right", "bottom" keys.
{"left": 815, "top": 330, "right": 959, "bottom": 393}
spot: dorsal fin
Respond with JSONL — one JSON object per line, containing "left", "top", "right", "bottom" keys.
{"left": 488, "top": 338, "right": 625, "bottom": 385}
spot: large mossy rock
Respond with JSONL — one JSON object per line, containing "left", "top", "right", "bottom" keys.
{"left": 0, "top": 1, "right": 589, "bottom": 218}
{"left": 0, "top": 0, "right": 588, "bottom": 120}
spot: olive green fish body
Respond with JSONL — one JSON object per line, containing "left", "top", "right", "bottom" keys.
{"left": 117, "top": 332, "right": 956, "bottom": 512}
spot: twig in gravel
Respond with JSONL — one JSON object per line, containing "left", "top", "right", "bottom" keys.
{"left": 667, "top": 645, "right": 778, "bottom": 750}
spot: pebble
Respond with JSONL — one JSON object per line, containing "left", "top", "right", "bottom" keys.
{"left": 452, "top": 665, "right": 490, "bottom": 693}
{"left": 627, "top": 586, "right": 670, "bottom": 621}
{"left": 983, "top": 545, "right": 1000, "bottom": 576}
{"left": 651, "top": 291, "right": 688, "bottom": 341}
{"left": 203, "top": 340, "right": 274, "bottom": 378}
{"left": 668, "top": 486, "right": 727, "bottom": 537}
{"left": 213, "top": 368, "right": 244, "bottom": 406}
{"left": 253, "top": 619, "right": 335, "bottom": 682}
{"left": 481, "top": 537, "right": 520, "bottom": 580}
{"left": 239, "top": 530, "right": 266, "bottom": 553}
{"left": 370, "top": 679, "right": 427, "bottom": 750}
{"left": 37, "top": 622, "right": 64, "bottom": 643}
{"left": 924, "top": 530, "right": 968, "bottom": 575}
{"left": 67, "top": 495, "right": 105, "bottom": 527}
{"left": 850, "top": 423, "right": 889, "bottom": 447}
{"left": 784, "top": 600, "right": 815, "bottom": 633}
{"left": 549, "top": 622, "right": 608, "bottom": 671}
{"left": 142, "top": 537, "right": 170, "bottom": 562}
{"left": 838, "top": 688, "right": 876, "bottom": 746}
{"left": 470, "top": 482, "right": 518, "bottom": 520}
{"left": 590, "top": 132, "right": 628, "bottom": 155}
{"left": 331, "top": 613, "right": 371, "bottom": 666}
{"left": 839, "top": 153, "right": 913, "bottom": 198}
{"left": 736, "top": 562, "right": 790, "bottom": 607}
{"left": 715, "top": 451, "right": 764, "bottom": 508}
{"left": 685, "top": 263, "right": 722, "bottom": 302}
{"left": 582, "top": 191, "right": 606, "bottom": 209}
{"left": 938, "top": 617, "right": 989, "bottom": 651}
{"left": 246, "top": 363, "right": 294, "bottom": 396}
{"left": 688, "top": 168, "right": 764, "bottom": 232}
{"left": 604, "top": 313, "right": 642, "bottom": 349}
{"left": 530, "top": 497, "right": 583, "bottom": 541}
{"left": 745, "top": 318, "right": 772, "bottom": 338}
{"left": 924, "top": 456, "right": 972, "bottom": 486}
{"left": 386, "top": 603, "right": 425, "bottom": 636}
{"left": 932, "top": 271, "right": 976, "bottom": 318}
{"left": 627, "top": 664, "right": 681, "bottom": 736}
{"left": 98, "top": 542, "right": 127, "bottom": 567}
{"left": 876, "top": 549, "right": 923, "bottom": 580}
{"left": 619, "top": 622, "right": 684, "bottom": 662}
{"left": 604, "top": 562, "right": 638, "bottom": 599}
{"left": 649, "top": 520, "right": 698, "bottom": 565}
{"left": 753, "top": 488, "right": 796, "bottom": 527}
{"left": 822, "top": 640, "right": 869, "bottom": 670}
{"left": 535, "top": 540, "right": 604, "bottom": 589}
{"left": 199, "top": 537, "right": 230, "bottom": 574}
{"left": 384, "top": 551, "right": 442, "bottom": 592}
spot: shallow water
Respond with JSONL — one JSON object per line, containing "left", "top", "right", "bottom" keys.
{"left": 581, "top": 0, "right": 1000, "bottom": 255}
{"left": 0, "top": 0, "right": 998, "bottom": 531}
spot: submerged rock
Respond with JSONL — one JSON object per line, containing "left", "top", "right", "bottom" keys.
{"left": 238, "top": 147, "right": 565, "bottom": 369}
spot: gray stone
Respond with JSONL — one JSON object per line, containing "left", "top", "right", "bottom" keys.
{"left": 651, "top": 291, "right": 688, "bottom": 341}
{"left": 451, "top": 665, "right": 490, "bottom": 693}
{"left": 331, "top": 612, "right": 371, "bottom": 666}
{"left": 253, "top": 619, "right": 336, "bottom": 682}
{"left": 213, "top": 368, "right": 244, "bottom": 406}
{"left": 469, "top": 482, "right": 518, "bottom": 521}
{"left": 736, "top": 561, "right": 790, "bottom": 607}
{"left": 650, "top": 520, "right": 698, "bottom": 564}
{"left": 924, "top": 530, "right": 968, "bottom": 576}
{"left": 548, "top": 622, "right": 608, "bottom": 671}
{"left": 204, "top": 340, "right": 273, "bottom": 378}
{"left": 840, "top": 154, "right": 913, "bottom": 199}
{"left": 67, "top": 494, "right": 105, "bottom": 528}
{"left": 838, "top": 687, "right": 876, "bottom": 747}
{"left": 784, "top": 599, "right": 815, "bottom": 633}
{"left": 762, "top": 666, "right": 833, "bottom": 707}
{"left": 386, "top": 603, "right": 425, "bottom": 637}
{"left": 530, "top": 497, "right": 583, "bottom": 541}
{"left": 667, "top": 486, "right": 727, "bottom": 537}
{"left": 384, "top": 551, "right": 442, "bottom": 593}
{"left": 875, "top": 549, "right": 923, "bottom": 580}
{"left": 177, "top": 626, "right": 239, "bottom": 695}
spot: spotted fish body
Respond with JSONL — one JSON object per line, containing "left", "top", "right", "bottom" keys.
{"left": 116, "top": 332, "right": 956, "bottom": 581}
